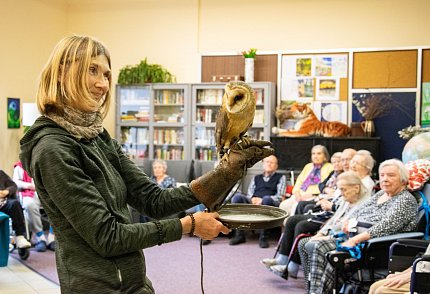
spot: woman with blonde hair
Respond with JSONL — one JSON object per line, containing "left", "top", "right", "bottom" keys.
{"left": 19, "top": 35, "right": 273, "bottom": 293}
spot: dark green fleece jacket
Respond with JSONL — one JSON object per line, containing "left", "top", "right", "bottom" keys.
{"left": 20, "top": 117, "right": 199, "bottom": 293}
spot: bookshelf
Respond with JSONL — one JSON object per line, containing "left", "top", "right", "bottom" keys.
{"left": 191, "top": 82, "right": 276, "bottom": 161}
{"left": 116, "top": 84, "right": 190, "bottom": 163}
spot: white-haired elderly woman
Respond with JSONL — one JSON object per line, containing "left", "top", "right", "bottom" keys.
{"left": 299, "top": 159, "right": 418, "bottom": 294}
{"left": 349, "top": 149, "right": 376, "bottom": 195}
{"left": 150, "top": 159, "right": 176, "bottom": 189}
{"left": 279, "top": 144, "right": 333, "bottom": 217}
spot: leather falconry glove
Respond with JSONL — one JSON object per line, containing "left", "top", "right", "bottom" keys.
{"left": 190, "top": 139, "right": 274, "bottom": 212}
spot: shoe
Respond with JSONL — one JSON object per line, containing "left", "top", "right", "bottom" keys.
{"left": 202, "top": 240, "right": 211, "bottom": 245}
{"left": 229, "top": 231, "right": 246, "bottom": 245}
{"left": 259, "top": 237, "right": 269, "bottom": 248}
{"left": 270, "top": 264, "right": 287, "bottom": 276}
{"left": 287, "top": 261, "right": 300, "bottom": 279}
{"left": 16, "top": 236, "right": 31, "bottom": 249}
{"left": 260, "top": 258, "right": 278, "bottom": 267}
{"left": 270, "top": 263, "right": 299, "bottom": 279}
{"left": 47, "top": 241, "right": 56, "bottom": 251}
{"left": 36, "top": 240, "right": 47, "bottom": 252}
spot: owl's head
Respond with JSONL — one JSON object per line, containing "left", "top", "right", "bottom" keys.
{"left": 223, "top": 81, "right": 255, "bottom": 113}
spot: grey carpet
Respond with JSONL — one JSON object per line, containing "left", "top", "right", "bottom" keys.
{"left": 11, "top": 234, "right": 306, "bottom": 293}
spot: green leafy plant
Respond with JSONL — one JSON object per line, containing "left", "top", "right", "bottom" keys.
{"left": 242, "top": 48, "right": 257, "bottom": 59}
{"left": 117, "top": 58, "right": 176, "bottom": 85}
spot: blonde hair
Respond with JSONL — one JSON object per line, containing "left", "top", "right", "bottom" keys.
{"left": 37, "top": 35, "right": 111, "bottom": 117}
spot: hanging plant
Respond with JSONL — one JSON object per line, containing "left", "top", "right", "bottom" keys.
{"left": 118, "top": 58, "right": 176, "bottom": 85}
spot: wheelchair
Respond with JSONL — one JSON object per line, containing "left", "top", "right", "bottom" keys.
{"left": 326, "top": 183, "right": 430, "bottom": 294}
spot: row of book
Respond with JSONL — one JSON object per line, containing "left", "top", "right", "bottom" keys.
{"left": 195, "top": 147, "right": 218, "bottom": 161}
{"left": 154, "top": 147, "right": 184, "bottom": 160}
{"left": 196, "top": 108, "right": 217, "bottom": 123}
{"left": 153, "top": 129, "right": 184, "bottom": 145}
{"left": 154, "top": 90, "right": 185, "bottom": 105}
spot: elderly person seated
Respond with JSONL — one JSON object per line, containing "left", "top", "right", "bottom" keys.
{"left": 150, "top": 159, "right": 176, "bottom": 189}
{"left": 279, "top": 144, "right": 333, "bottom": 218}
{"left": 350, "top": 150, "right": 376, "bottom": 194}
{"left": 229, "top": 155, "right": 287, "bottom": 248}
{"left": 140, "top": 160, "right": 178, "bottom": 223}
{"left": 298, "top": 159, "right": 418, "bottom": 294}
{"left": 262, "top": 170, "right": 370, "bottom": 278}
{"left": 0, "top": 169, "right": 31, "bottom": 249}
{"left": 295, "top": 151, "right": 343, "bottom": 215}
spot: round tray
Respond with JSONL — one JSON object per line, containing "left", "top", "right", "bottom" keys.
{"left": 217, "top": 204, "right": 288, "bottom": 230}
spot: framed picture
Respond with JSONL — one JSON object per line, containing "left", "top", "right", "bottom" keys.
{"left": 7, "top": 97, "right": 20, "bottom": 129}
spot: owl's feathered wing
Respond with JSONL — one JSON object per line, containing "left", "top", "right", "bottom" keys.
{"left": 215, "top": 81, "right": 256, "bottom": 157}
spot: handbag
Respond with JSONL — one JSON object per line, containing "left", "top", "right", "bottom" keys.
{"left": 333, "top": 232, "right": 365, "bottom": 260}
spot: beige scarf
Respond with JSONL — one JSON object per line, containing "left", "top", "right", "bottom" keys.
{"left": 46, "top": 105, "right": 103, "bottom": 140}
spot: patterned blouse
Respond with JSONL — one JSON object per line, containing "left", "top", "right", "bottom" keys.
{"left": 150, "top": 175, "right": 176, "bottom": 189}
{"left": 349, "top": 189, "right": 418, "bottom": 238}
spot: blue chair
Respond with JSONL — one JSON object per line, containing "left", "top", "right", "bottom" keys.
{"left": 0, "top": 212, "right": 10, "bottom": 267}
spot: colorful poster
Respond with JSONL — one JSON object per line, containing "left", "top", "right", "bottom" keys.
{"left": 421, "top": 82, "right": 430, "bottom": 126}
{"left": 315, "top": 77, "right": 339, "bottom": 100}
{"left": 315, "top": 57, "right": 332, "bottom": 76}
{"left": 7, "top": 97, "right": 20, "bottom": 129}
{"left": 313, "top": 101, "right": 347, "bottom": 123}
{"left": 296, "top": 58, "right": 312, "bottom": 76}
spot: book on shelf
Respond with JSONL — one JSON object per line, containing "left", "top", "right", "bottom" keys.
{"left": 253, "top": 109, "right": 264, "bottom": 124}
{"left": 197, "top": 89, "right": 223, "bottom": 104}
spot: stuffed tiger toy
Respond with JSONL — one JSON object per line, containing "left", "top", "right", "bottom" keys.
{"left": 272, "top": 102, "right": 350, "bottom": 137}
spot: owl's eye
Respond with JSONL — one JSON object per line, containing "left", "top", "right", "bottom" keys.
{"left": 234, "top": 95, "right": 243, "bottom": 102}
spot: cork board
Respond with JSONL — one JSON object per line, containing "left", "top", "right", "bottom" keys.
{"left": 422, "top": 49, "right": 430, "bottom": 83}
{"left": 353, "top": 50, "right": 417, "bottom": 88}
{"left": 201, "top": 55, "right": 278, "bottom": 84}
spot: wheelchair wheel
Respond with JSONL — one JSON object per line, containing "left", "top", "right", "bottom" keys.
{"left": 18, "top": 247, "right": 30, "bottom": 260}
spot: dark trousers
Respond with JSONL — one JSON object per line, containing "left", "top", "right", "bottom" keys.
{"left": 0, "top": 198, "right": 26, "bottom": 236}
{"left": 278, "top": 214, "right": 321, "bottom": 263}
{"left": 295, "top": 200, "right": 317, "bottom": 215}
{"left": 231, "top": 193, "right": 278, "bottom": 238}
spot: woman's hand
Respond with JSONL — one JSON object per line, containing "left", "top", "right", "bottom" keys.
{"left": 319, "top": 199, "right": 333, "bottom": 211}
{"left": 341, "top": 239, "right": 357, "bottom": 247}
{"left": 181, "top": 212, "right": 230, "bottom": 240}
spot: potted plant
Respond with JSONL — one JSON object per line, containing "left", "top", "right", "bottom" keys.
{"left": 117, "top": 58, "right": 176, "bottom": 85}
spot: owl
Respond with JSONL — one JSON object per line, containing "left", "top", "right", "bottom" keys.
{"left": 215, "top": 81, "right": 256, "bottom": 159}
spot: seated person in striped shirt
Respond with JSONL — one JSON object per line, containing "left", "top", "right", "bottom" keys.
{"left": 229, "top": 155, "right": 287, "bottom": 248}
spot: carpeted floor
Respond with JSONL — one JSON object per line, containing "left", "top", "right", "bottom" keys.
{"left": 10, "top": 233, "right": 306, "bottom": 293}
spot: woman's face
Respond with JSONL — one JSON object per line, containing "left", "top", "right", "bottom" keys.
{"left": 87, "top": 55, "right": 111, "bottom": 103}
{"left": 379, "top": 165, "right": 404, "bottom": 196}
{"left": 311, "top": 147, "right": 326, "bottom": 165}
{"left": 350, "top": 154, "right": 369, "bottom": 177}
{"left": 331, "top": 157, "right": 342, "bottom": 172}
{"left": 338, "top": 180, "right": 360, "bottom": 203}
{"left": 153, "top": 163, "right": 166, "bottom": 178}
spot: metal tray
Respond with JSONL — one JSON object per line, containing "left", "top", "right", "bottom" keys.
{"left": 217, "top": 204, "right": 288, "bottom": 230}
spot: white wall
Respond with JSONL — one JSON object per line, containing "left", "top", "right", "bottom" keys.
{"left": 1, "top": 0, "right": 430, "bottom": 174}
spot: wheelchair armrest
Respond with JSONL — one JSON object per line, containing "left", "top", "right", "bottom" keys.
{"left": 366, "top": 232, "right": 424, "bottom": 248}
{"left": 396, "top": 238, "right": 429, "bottom": 248}
{"left": 326, "top": 250, "right": 358, "bottom": 270}
{"left": 422, "top": 255, "right": 430, "bottom": 262}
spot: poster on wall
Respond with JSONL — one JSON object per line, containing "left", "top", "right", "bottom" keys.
{"left": 313, "top": 101, "right": 347, "bottom": 123}
{"left": 7, "top": 97, "right": 20, "bottom": 129}
{"left": 315, "top": 77, "right": 340, "bottom": 100}
{"left": 281, "top": 54, "right": 347, "bottom": 101}
{"left": 282, "top": 78, "right": 314, "bottom": 101}
{"left": 421, "top": 82, "right": 430, "bottom": 126}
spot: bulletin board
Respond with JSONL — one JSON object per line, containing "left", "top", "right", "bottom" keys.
{"left": 280, "top": 53, "right": 349, "bottom": 123}
{"left": 353, "top": 50, "right": 418, "bottom": 89}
